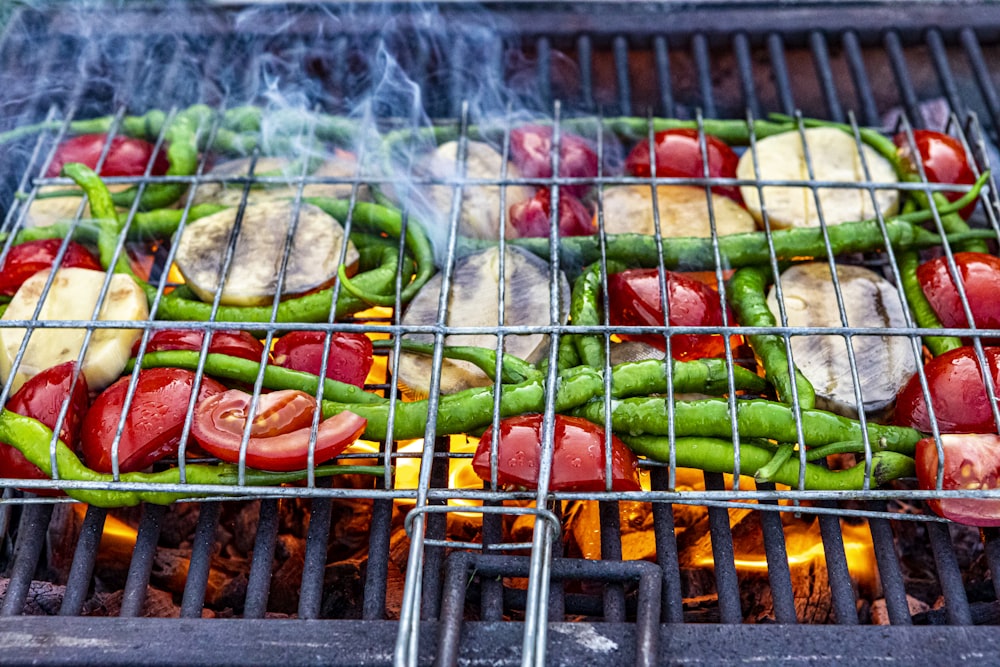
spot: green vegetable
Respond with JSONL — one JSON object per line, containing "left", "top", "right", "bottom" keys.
{"left": 571, "top": 396, "right": 922, "bottom": 454}
{"left": 621, "top": 435, "right": 915, "bottom": 489}
{"left": 0, "top": 409, "right": 383, "bottom": 508}
{"left": 727, "top": 265, "right": 815, "bottom": 408}
{"left": 570, "top": 263, "right": 606, "bottom": 368}
{"left": 897, "top": 249, "right": 962, "bottom": 357}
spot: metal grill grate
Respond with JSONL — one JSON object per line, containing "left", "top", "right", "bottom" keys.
{"left": 1, "top": 3, "right": 1000, "bottom": 666}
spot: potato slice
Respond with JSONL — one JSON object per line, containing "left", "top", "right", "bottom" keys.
{"left": 600, "top": 185, "right": 756, "bottom": 237}
{"left": 173, "top": 200, "right": 358, "bottom": 306}
{"left": 0, "top": 268, "right": 148, "bottom": 392}
{"left": 737, "top": 127, "right": 899, "bottom": 229}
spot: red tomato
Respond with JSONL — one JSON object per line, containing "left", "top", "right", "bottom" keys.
{"left": 916, "top": 433, "right": 1000, "bottom": 526}
{"left": 606, "top": 268, "right": 736, "bottom": 361}
{"left": 894, "top": 129, "right": 977, "bottom": 219}
{"left": 472, "top": 414, "right": 640, "bottom": 491}
{"left": 509, "top": 189, "right": 595, "bottom": 238}
{"left": 272, "top": 331, "right": 373, "bottom": 388}
{"left": 624, "top": 129, "right": 742, "bottom": 204}
{"left": 80, "top": 368, "right": 227, "bottom": 473}
{"left": 918, "top": 252, "right": 1000, "bottom": 334}
{"left": 894, "top": 346, "right": 1000, "bottom": 434}
{"left": 509, "top": 125, "right": 598, "bottom": 198}
{"left": 0, "top": 362, "right": 89, "bottom": 490}
{"left": 132, "top": 329, "right": 265, "bottom": 363}
{"left": 45, "top": 134, "right": 169, "bottom": 178}
{"left": 191, "top": 389, "right": 367, "bottom": 471}
{"left": 0, "top": 240, "right": 101, "bottom": 296}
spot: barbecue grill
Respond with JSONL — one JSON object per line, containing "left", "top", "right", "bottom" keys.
{"left": 2, "top": 1, "right": 1000, "bottom": 665}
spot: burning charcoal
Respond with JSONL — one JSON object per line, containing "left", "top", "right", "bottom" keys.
{"left": 0, "top": 578, "right": 67, "bottom": 615}
{"left": 158, "top": 503, "right": 201, "bottom": 549}
{"left": 267, "top": 534, "right": 306, "bottom": 614}
{"left": 320, "top": 560, "right": 365, "bottom": 619}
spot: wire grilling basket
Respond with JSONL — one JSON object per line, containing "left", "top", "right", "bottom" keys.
{"left": 3, "top": 3, "right": 1000, "bottom": 665}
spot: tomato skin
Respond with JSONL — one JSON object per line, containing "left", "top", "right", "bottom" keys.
{"left": 509, "top": 189, "right": 595, "bottom": 238}
{"left": 45, "top": 134, "right": 169, "bottom": 178}
{"left": 0, "top": 361, "right": 89, "bottom": 489}
{"left": 472, "top": 414, "right": 640, "bottom": 491}
{"left": 80, "top": 368, "right": 227, "bottom": 473}
{"left": 918, "top": 252, "right": 1000, "bottom": 334}
{"left": 132, "top": 329, "right": 265, "bottom": 363}
{"left": 894, "top": 130, "right": 977, "bottom": 219}
{"left": 607, "top": 268, "right": 735, "bottom": 361}
{"left": 624, "top": 129, "right": 743, "bottom": 204}
{"left": 894, "top": 346, "right": 1000, "bottom": 434}
{"left": 272, "top": 331, "right": 373, "bottom": 388}
{"left": 509, "top": 125, "right": 598, "bottom": 198}
{"left": 0, "top": 240, "right": 102, "bottom": 296}
{"left": 916, "top": 433, "right": 1000, "bottom": 526}
{"left": 191, "top": 389, "right": 367, "bottom": 471}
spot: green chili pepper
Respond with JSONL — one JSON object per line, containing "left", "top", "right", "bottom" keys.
{"left": 621, "top": 435, "right": 915, "bottom": 490}
{"left": 897, "top": 249, "right": 962, "bottom": 357}
{"left": 372, "top": 339, "right": 541, "bottom": 385}
{"left": 570, "top": 263, "right": 606, "bottom": 368}
{"left": 0, "top": 409, "right": 383, "bottom": 508}
{"left": 727, "top": 265, "right": 816, "bottom": 408}
{"left": 306, "top": 197, "right": 435, "bottom": 305}
{"left": 571, "top": 396, "right": 922, "bottom": 454}
{"left": 126, "top": 351, "right": 386, "bottom": 405}
{"left": 609, "top": 358, "right": 767, "bottom": 397}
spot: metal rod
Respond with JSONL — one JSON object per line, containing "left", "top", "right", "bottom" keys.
{"left": 180, "top": 501, "right": 222, "bottom": 619}
{"left": 243, "top": 499, "right": 280, "bottom": 619}
{"left": 119, "top": 503, "right": 166, "bottom": 618}
{"left": 0, "top": 503, "right": 53, "bottom": 616}
{"left": 59, "top": 506, "right": 108, "bottom": 617}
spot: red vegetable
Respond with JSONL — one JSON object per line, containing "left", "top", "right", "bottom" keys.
{"left": 918, "top": 252, "right": 1000, "bottom": 334}
{"left": 894, "top": 129, "right": 978, "bottom": 219}
{"left": 607, "top": 268, "right": 736, "bottom": 361}
{"left": 132, "top": 329, "right": 265, "bottom": 363}
{"left": 191, "top": 389, "right": 367, "bottom": 472}
{"left": 916, "top": 433, "right": 1000, "bottom": 526}
{"left": 80, "top": 368, "right": 227, "bottom": 473}
{"left": 472, "top": 413, "right": 641, "bottom": 491}
{"left": 45, "top": 134, "right": 169, "bottom": 178}
{"left": 624, "top": 129, "right": 742, "bottom": 204}
{"left": 0, "top": 362, "right": 89, "bottom": 491}
{"left": 894, "top": 346, "right": 1000, "bottom": 434}
{"left": 510, "top": 125, "right": 598, "bottom": 198}
{"left": 272, "top": 331, "right": 373, "bottom": 389}
{"left": 509, "top": 189, "right": 595, "bottom": 238}
{"left": 0, "top": 240, "right": 102, "bottom": 296}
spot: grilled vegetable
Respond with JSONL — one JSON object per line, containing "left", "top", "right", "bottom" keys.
{"left": 191, "top": 389, "right": 367, "bottom": 471}
{"left": 0, "top": 267, "right": 148, "bottom": 392}
{"left": 272, "top": 331, "right": 373, "bottom": 389}
{"left": 765, "top": 262, "right": 916, "bottom": 416}
{"left": 413, "top": 140, "right": 534, "bottom": 239}
{"left": 916, "top": 433, "right": 1000, "bottom": 526}
{"left": 395, "top": 245, "right": 570, "bottom": 397}
{"left": 509, "top": 188, "right": 594, "bottom": 237}
{"left": 624, "top": 128, "right": 743, "bottom": 203}
{"left": 895, "top": 346, "right": 1000, "bottom": 434}
{"left": 509, "top": 125, "right": 599, "bottom": 198}
{"left": 134, "top": 329, "right": 266, "bottom": 363}
{"left": 81, "top": 368, "right": 227, "bottom": 473}
{"left": 173, "top": 200, "right": 359, "bottom": 306}
{"left": 894, "top": 129, "right": 978, "bottom": 220}
{"left": 918, "top": 252, "right": 1000, "bottom": 334}
{"left": 472, "top": 413, "right": 640, "bottom": 491}
{"left": 0, "top": 361, "right": 88, "bottom": 489}
{"left": 737, "top": 127, "right": 899, "bottom": 229}
{"left": 600, "top": 185, "right": 756, "bottom": 237}
{"left": 46, "top": 133, "right": 168, "bottom": 179}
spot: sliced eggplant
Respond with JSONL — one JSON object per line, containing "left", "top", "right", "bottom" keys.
{"left": 0, "top": 267, "right": 148, "bottom": 392}
{"left": 173, "top": 200, "right": 358, "bottom": 306}
{"left": 191, "top": 154, "right": 367, "bottom": 207}
{"left": 410, "top": 141, "right": 534, "bottom": 239}
{"left": 395, "top": 245, "right": 570, "bottom": 397}
{"left": 600, "top": 185, "right": 756, "bottom": 237}
{"left": 737, "top": 127, "right": 899, "bottom": 229}
{"left": 766, "top": 262, "right": 916, "bottom": 416}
